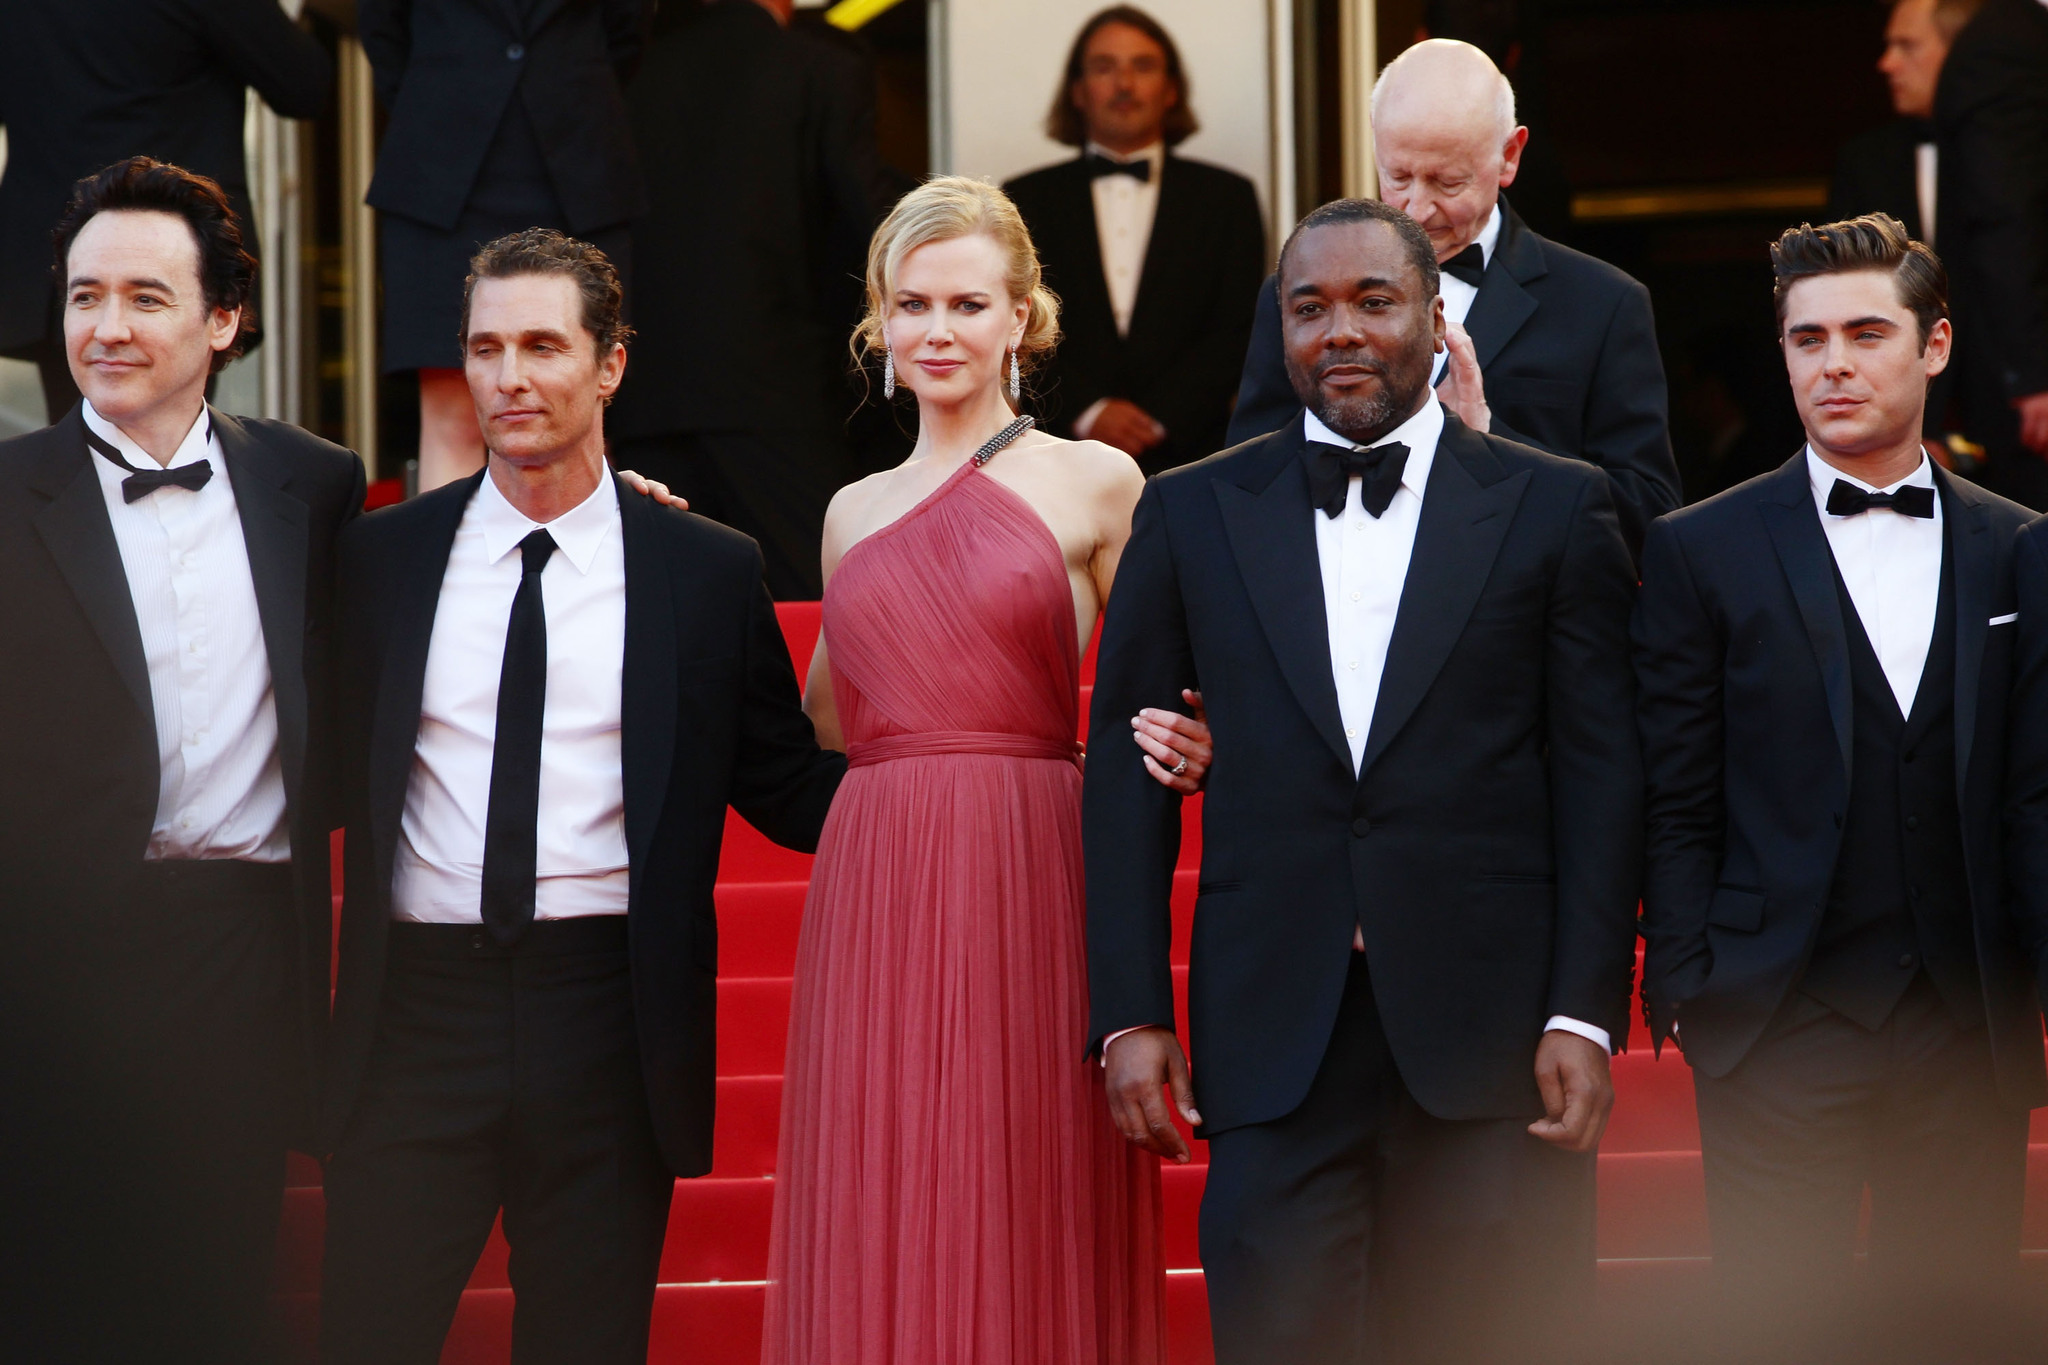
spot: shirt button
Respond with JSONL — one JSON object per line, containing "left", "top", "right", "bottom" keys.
{"left": 1345, "top": 727, "right": 1357, "bottom": 738}
{"left": 1350, "top": 591, "right": 1361, "bottom": 602}
{"left": 1898, "top": 953, "right": 1917, "bottom": 970}
{"left": 1347, "top": 660, "right": 1358, "bottom": 670}
{"left": 506, "top": 42, "right": 524, "bottom": 60}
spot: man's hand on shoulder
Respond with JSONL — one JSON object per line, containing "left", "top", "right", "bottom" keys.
{"left": 613, "top": 468, "right": 688, "bottom": 510}
{"left": 1434, "top": 320, "right": 1491, "bottom": 434}
{"left": 1528, "top": 1029, "right": 1613, "bottom": 1153}
{"left": 1104, "top": 1027, "right": 1201, "bottom": 1164}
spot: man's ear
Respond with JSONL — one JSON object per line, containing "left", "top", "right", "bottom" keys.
{"left": 1922, "top": 316, "right": 1953, "bottom": 377}
{"left": 1432, "top": 295, "right": 1448, "bottom": 352}
{"left": 208, "top": 305, "right": 242, "bottom": 354}
{"left": 598, "top": 342, "right": 628, "bottom": 399}
{"left": 1497, "top": 127, "right": 1531, "bottom": 189}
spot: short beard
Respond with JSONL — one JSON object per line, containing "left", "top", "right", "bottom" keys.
{"left": 1293, "top": 361, "right": 1428, "bottom": 446}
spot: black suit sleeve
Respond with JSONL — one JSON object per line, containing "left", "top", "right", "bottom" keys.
{"left": 1140, "top": 177, "right": 1266, "bottom": 455}
{"left": 1491, "top": 279, "right": 1680, "bottom": 561}
{"left": 1083, "top": 480, "right": 1193, "bottom": 1054}
{"left": 725, "top": 565, "right": 846, "bottom": 854}
{"left": 193, "top": 0, "right": 334, "bottom": 119}
{"left": 1226, "top": 274, "right": 1296, "bottom": 447}
{"left": 356, "top": 0, "right": 411, "bottom": 109}
{"left": 1630, "top": 516, "right": 1723, "bottom": 1046}
{"left": 2003, "top": 522, "right": 2048, "bottom": 999}
{"left": 1541, "top": 472, "right": 1645, "bottom": 1044}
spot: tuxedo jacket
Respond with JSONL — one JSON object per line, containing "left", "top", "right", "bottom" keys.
{"left": 1004, "top": 152, "right": 1267, "bottom": 476}
{"left": 359, "top": 0, "right": 651, "bottom": 233}
{"left": 0, "top": 405, "right": 364, "bottom": 1134}
{"left": 1227, "top": 201, "right": 1680, "bottom": 561}
{"left": 1633, "top": 453, "right": 2046, "bottom": 1107}
{"left": 1084, "top": 411, "right": 1643, "bottom": 1135}
{"left": 322, "top": 472, "right": 845, "bottom": 1176}
{"left": 0, "top": 0, "right": 331, "bottom": 352}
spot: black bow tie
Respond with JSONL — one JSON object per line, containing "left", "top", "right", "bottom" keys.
{"left": 1442, "top": 242, "right": 1486, "bottom": 288}
{"left": 1085, "top": 153, "right": 1151, "bottom": 183}
{"left": 1306, "top": 440, "right": 1410, "bottom": 520}
{"left": 1826, "top": 478, "right": 1935, "bottom": 519}
{"left": 84, "top": 419, "right": 214, "bottom": 502}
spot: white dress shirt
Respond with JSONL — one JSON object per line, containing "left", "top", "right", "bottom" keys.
{"left": 1309, "top": 397, "right": 1611, "bottom": 1053}
{"left": 392, "top": 471, "right": 630, "bottom": 922}
{"left": 1808, "top": 446, "right": 1943, "bottom": 712}
{"left": 1071, "top": 140, "right": 1166, "bottom": 441}
{"left": 85, "top": 400, "right": 288, "bottom": 863}
{"left": 1431, "top": 203, "right": 1503, "bottom": 386}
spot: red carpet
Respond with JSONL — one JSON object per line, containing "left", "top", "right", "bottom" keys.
{"left": 275, "top": 600, "right": 2048, "bottom": 1362}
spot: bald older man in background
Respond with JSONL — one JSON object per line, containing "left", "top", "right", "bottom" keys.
{"left": 1230, "top": 39, "right": 1680, "bottom": 561}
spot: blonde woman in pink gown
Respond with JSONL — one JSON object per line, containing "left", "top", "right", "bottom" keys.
{"left": 760, "top": 178, "right": 1209, "bottom": 1364}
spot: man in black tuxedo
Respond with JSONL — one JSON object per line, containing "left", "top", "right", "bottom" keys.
{"left": 319, "top": 229, "right": 845, "bottom": 1363}
{"left": 1229, "top": 39, "right": 1678, "bottom": 561}
{"left": 0, "top": 158, "right": 363, "bottom": 1362}
{"left": 0, "top": 0, "right": 331, "bottom": 422}
{"left": 609, "top": 0, "right": 892, "bottom": 599}
{"left": 1932, "top": 0, "right": 2048, "bottom": 506}
{"left": 1635, "top": 215, "right": 2044, "bottom": 1360}
{"left": 1087, "top": 198, "right": 1642, "bottom": 1365}
{"left": 1004, "top": 6, "right": 1265, "bottom": 476}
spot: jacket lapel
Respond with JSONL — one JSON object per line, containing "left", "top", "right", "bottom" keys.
{"left": 367, "top": 474, "right": 479, "bottom": 891}
{"left": 616, "top": 475, "right": 677, "bottom": 881}
{"left": 1758, "top": 451, "right": 1853, "bottom": 783}
{"left": 1124, "top": 154, "right": 1188, "bottom": 351}
{"left": 1214, "top": 418, "right": 1352, "bottom": 771}
{"left": 1939, "top": 467, "right": 1993, "bottom": 800}
{"left": 30, "top": 408, "right": 153, "bottom": 720}
{"left": 1052, "top": 158, "right": 1119, "bottom": 348}
{"left": 1357, "top": 416, "right": 1529, "bottom": 778}
{"left": 215, "top": 408, "right": 313, "bottom": 806}
{"left": 1464, "top": 201, "right": 1545, "bottom": 373}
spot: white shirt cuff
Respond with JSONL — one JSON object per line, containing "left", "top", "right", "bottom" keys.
{"left": 1073, "top": 398, "right": 1111, "bottom": 439}
{"left": 1544, "top": 1015, "right": 1613, "bottom": 1053}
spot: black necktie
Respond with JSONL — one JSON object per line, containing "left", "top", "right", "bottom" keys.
{"left": 1825, "top": 479, "right": 1935, "bottom": 519}
{"left": 479, "top": 529, "right": 557, "bottom": 946}
{"left": 84, "top": 420, "right": 214, "bottom": 502}
{"left": 1306, "top": 440, "right": 1410, "bottom": 520}
{"left": 1442, "top": 242, "right": 1486, "bottom": 288}
{"left": 1085, "top": 153, "right": 1151, "bottom": 183}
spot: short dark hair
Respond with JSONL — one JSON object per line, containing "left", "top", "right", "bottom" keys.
{"left": 1278, "top": 198, "right": 1441, "bottom": 300}
{"left": 1045, "top": 6, "right": 1199, "bottom": 148}
{"left": 51, "top": 157, "right": 258, "bottom": 374}
{"left": 460, "top": 228, "right": 633, "bottom": 354}
{"left": 1770, "top": 213, "right": 1947, "bottom": 348}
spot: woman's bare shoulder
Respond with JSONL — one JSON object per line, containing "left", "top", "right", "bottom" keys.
{"left": 1017, "top": 431, "right": 1146, "bottom": 505}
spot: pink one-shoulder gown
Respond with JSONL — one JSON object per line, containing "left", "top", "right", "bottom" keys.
{"left": 761, "top": 458, "right": 1167, "bottom": 1365}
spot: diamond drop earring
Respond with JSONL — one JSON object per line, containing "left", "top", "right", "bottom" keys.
{"left": 882, "top": 346, "right": 895, "bottom": 400}
{"left": 1008, "top": 346, "right": 1021, "bottom": 403}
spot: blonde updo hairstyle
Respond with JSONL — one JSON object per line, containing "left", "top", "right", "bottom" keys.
{"left": 853, "top": 176, "right": 1060, "bottom": 402}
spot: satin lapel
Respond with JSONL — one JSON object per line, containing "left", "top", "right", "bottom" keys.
{"left": 1758, "top": 454, "right": 1853, "bottom": 783}
{"left": 616, "top": 476, "right": 677, "bottom": 880}
{"left": 216, "top": 410, "right": 312, "bottom": 804}
{"left": 1214, "top": 421, "right": 1352, "bottom": 771}
{"left": 1464, "top": 206, "right": 1545, "bottom": 373}
{"left": 367, "top": 474, "right": 480, "bottom": 888}
{"left": 30, "top": 412, "right": 151, "bottom": 718}
{"left": 1940, "top": 470, "right": 1992, "bottom": 800}
{"left": 1357, "top": 421, "right": 1528, "bottom": 778}
{"left": 1055, "top": 161, "right": 1120, "bottom": 345}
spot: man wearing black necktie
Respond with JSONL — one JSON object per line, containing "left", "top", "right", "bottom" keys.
{"left": 318, "top": 229, "right": 844, "bottom": 1363}
{"left": 1003, "top": 6, "right": 1265, "bottom": 475}
{"left": 1087, "top": 198, "right": 1641, "bottom": 1364}
{"left": 1635, "top": 215, "right": 2043, "bottom": 1359}
{"left": 1229, "top": 38, "right": 1679, "bottom": 564}
{"left": 0, "top": 159, "right": 364, "bottom": 1361}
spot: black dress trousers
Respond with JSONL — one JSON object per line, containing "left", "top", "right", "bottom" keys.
{"left": 319, "top": 918, "right": 672, "bottom": 1365}
{"left": 1199, "top": 952, "right": 1596, "bottom": 1365}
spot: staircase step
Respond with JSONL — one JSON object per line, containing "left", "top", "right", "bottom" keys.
{"left": 1604, "top": 1051, "right": 1700, "bottom": 1153}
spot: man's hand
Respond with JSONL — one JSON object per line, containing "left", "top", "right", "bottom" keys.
{"left": 1134, "top": 689, "right": 1210, "bottom": 793}
{"left": 1435, "top": 320, "right": 1491, "bottom": 434}
{"left": 613, "top": 468, "right": 689, "bottom": 510}
{"left": 1089, "top": 399, "right": 1168, "bottom": 458}
{"left": 2017, "top": 392, "right": 2048, "bottom": 457}
{"left": 1104, "top": 1027, "right": 1201, "bottom": 1164}
{"left": 1528, "top": 1029, "right": 1614, "bottom": 1153}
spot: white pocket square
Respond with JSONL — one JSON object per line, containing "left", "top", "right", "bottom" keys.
{"left": 1990, "top": 613, "right": 2019, "bottom": 626}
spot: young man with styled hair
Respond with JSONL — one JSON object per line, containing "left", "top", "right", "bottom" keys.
{"left": 1635, "top": 213, "right": 2044, "bottom": 1359}
{"left": 318, "top": 229, "right": 844, "bottom": 1363}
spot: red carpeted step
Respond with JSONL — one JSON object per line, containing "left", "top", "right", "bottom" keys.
{"left": 716, "top": 978, "right": 793, "bottom": 1076}
{"left": 1604, "top": 1052, "right": 1701, "bottom": 1153}
{"left": 712, "top": 1075, "right": 784, "bottom": 1178}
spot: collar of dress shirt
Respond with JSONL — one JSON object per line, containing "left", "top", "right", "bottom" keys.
{"left": 1302, "top": 395, "right": 1445, "bottom": 503}
{"left": 1084, "top": 140, "right": 1165, "bottom": 175}
{"left": 471, "top": 464, "right": 620, "bottom": 575}
{"left": 1464, "top": 202, "right": 1503, "bottom": 271}
{"left": 1805, "top": 443, "right": 1936, "bottom": 513}
{"left": 82, "top": 398, "right": 214, "bottom": 470}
